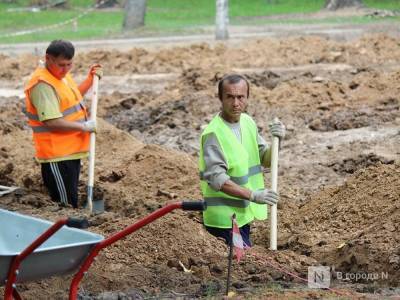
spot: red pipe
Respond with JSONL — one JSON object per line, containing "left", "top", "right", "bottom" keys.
{"left": 4, "top": 219, "right": 68, "bottom": 300}
{"left": 69, "top": 202, "right": 182, "bottom": 300}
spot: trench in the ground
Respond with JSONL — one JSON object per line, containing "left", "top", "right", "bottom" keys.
{"left": 1, "top": 59, "right": 399, "bottom": 297}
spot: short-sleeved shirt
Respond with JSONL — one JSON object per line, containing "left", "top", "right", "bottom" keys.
{"left": 30, "top": 82, "right": 88, "bottom": 163}
{"left": 31, "top": 82, "right": 63, "bottom": 121}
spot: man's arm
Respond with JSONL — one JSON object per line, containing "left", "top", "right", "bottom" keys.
{"left": 43, "top": 118, "right": 86, "bottom": 132}
{"left": 78, "top": 76, "right": 92, "bottom": 96}
{"left": 203, "top": 132, "right": 278, "bottom": 205}
{"left": 258, "top": 133, "right": 271, "bottom": 168}
{"left": 31, "top": 82, "right": 93, "bottom": 132}
{"left": 202, "top": 133, "right": 252, "bottom": 200}
{"left": 220, "top": 180, "right": 252, "bottom": 200}
{"left": 78, "top": 64, "right": 102, "bottom": 96}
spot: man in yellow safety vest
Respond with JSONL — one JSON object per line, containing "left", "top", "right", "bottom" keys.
{"left": 199, "top": 74, "right": 285, "bottom": 246}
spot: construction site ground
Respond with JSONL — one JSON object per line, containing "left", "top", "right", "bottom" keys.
{"left": 0, "top": 16, "right": 399, "bottom": 299}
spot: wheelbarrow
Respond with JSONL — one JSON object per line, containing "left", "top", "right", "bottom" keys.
{"left": 1, "top": 201, "right": 206, "bottom": 300}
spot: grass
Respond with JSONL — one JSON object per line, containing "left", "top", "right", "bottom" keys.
{"left": 230, "top": 0, "right": 323, "bottom": 17}
{"left": 0, "top": 11, "right": 122, "bottom": 43}
{"left": 0, "top": 0, "right": 399, "bottom": 44}
{"left": 146, "top": 0, "right": 215, "bottom": 28}
{"left": 364, "top": 0, "right": 400, "bottom": 10}
{"left": 145, "top": 0, "right": 324, "bottom": 29}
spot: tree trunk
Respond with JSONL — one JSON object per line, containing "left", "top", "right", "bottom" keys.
{"left": 123, "top": 0, "right": 146, "bottom": 30}
{"left": 324, "top": 0, "right": 363, "bottom": 10}
{"left": 215, "top": 0, "right": 229, "bottom": 40}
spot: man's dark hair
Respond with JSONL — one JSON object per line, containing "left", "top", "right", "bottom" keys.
{"left": 218, "top": 74, "right": 250, "bottom": 100}
{"left": 46, "top": 40, "right": 75, "bottom": 59}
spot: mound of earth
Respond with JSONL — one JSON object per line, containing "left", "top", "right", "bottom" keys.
{"left": 1, "top": 34, "right": 400, "bottom": 81}
{"left": 281, "top": 163, "right": 400, "bottom": 285}
{"left": 1, "top": 32, "right": 399, "bottom": 298}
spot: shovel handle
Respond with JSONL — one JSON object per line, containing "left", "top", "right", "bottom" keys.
{"left": 182, "top": 201, "right": 207, "bottom": 211}
{"left": 87, "top": 75, "right": 100, "bottom": 213}
{"left": 270, "top": 117, "right": 281, "bottom": 251}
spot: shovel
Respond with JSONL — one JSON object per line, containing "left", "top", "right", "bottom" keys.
{"left": 269, "top": 117, "right": 280, "bottom": 251}
{"left": 0, "top": 185, "right": 19, "bottom": 197}
{"left": 87, "top": 75, "right": 104, "bottom": 213}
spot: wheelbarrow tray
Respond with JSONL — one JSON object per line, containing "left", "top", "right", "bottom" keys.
{"left": 0, "top": 209, "right": 103, "bottom": 284}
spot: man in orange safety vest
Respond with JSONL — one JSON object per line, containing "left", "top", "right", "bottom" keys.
{"left": 24, "top": 39, "right": 102, "bottom": 208}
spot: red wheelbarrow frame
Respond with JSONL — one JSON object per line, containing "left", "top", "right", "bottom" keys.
{"left": 4, "top": 201, "right": 206, "bottom": 300}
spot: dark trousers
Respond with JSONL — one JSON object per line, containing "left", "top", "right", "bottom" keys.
{"left": 205, "top": 224, "right": 252, "bottom": 247}
{"left": 41, "top": 159, "right": 81, "bottom": 208}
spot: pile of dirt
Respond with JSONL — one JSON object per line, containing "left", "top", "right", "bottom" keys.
{"left": 281, "top": 163, "right": 400, "bottom": 285}
{"left": 326, "top": 153, "right": 395, "bottom": 175}
{"left": 101, "top": 66, "right": 400, "bottom": 159}
{"left": 0, "top": 97, "right": 38, "bottom": 189}
{"left": 1, "top": 32, "right": 400, "bottom": 298}
{"left": 0, "top": 54, "right": 37, "bottom": 81}
{"left": 0, "top": 103, "right": 200, "bottom": 218}
{"left": 2, "top": 34, "right": 400, "bottom": 81}
{"left": 94, "top": 142, "right": 201, "bottom": 216}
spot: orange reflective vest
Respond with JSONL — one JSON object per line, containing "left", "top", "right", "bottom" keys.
{"left": 24, "top": 67, "right": 89, "bottom": 160}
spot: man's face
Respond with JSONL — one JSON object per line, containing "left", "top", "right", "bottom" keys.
{"left": 220, "top": 80, "right": 248, "bottom": 123}
{"left": 45, "top": 54, "right": 73, "bottom": 79}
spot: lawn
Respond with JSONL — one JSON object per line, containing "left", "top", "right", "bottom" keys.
{"left": 0, "top": 0, "right": 399, "bottom": 43}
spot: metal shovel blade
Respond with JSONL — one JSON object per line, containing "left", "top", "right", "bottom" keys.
{"left": 85, "top": 186, "right": 104, "bottom": 213}
{"left": 92, "top": 199, "right": 104, "bottom": 213}
{"left": 83, "top": 198, "right": 104, "bottom": 213}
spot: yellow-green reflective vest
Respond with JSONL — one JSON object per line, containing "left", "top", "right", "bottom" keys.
{"left": 199, "top": 113, "right": 267, "bottom": 228}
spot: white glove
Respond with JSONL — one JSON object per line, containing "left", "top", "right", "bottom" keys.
{"left": 82, "top": 120, "right": 96, "bottom": 133}
{"left": 269, "top": 119, "right": 286, "bottom": 139}
{"left": 250, "top": 189, "right": 279, "bottom": 206}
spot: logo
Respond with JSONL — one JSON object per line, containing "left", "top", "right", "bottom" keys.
{"left": 308, "top": 266, "right": 331, "bottom": 289}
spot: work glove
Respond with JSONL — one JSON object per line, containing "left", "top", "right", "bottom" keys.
{"left": 269, "top": 119, "right": 286, "bottom": 139}
{"left": 250, "top": 189, "right": 279, "bottom": 206}
{"left": 82, "top": 120, "right": 97, "bottom": 133}
{"left": 88, "top": 64, "right": 103, "bottom": 80}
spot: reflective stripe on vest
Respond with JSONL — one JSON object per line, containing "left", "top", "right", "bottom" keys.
{"left": 30, "top": 118, "right": 86, "bottom": 133}
{"left": 22, "top": 101, "right": 85, "bottom": 122}
{"left": 200, "top": 164, "right": 262, "bottom": 186}
{"left": 24, "top": 68, "right": 89, "bottom": 160}
{"left": 205, "top": 197, "right": 250, "bottom": 208}
{"left": 199, "top": 113, "right": 267, "bottom": 228}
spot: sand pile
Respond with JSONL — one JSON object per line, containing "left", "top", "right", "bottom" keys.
{"left": 281, "top": 163, "right": 400, "bottom": 285}
{"left": 95, "top": 143, "right": 201, "bottom": 217}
